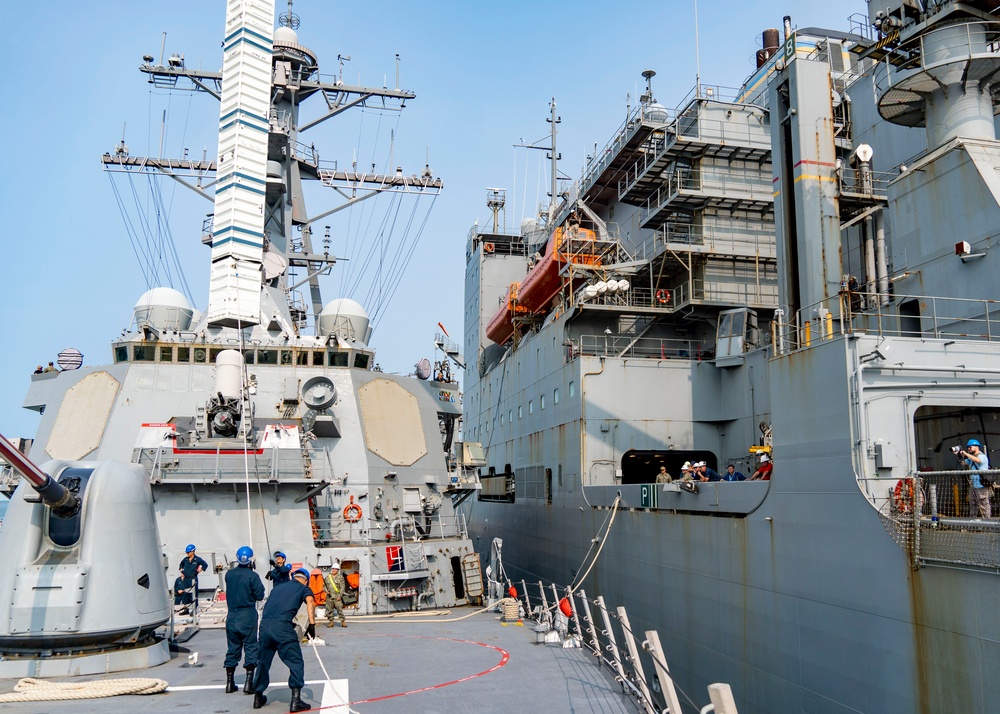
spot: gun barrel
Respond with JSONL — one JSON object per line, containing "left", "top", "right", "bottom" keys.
{"left": 0, "top": 433, "right": 78, "bottom": 516}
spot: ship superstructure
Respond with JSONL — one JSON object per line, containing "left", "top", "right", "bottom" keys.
{"left": 463, "top": 2, "right": 1000, "bottom": 712}
{"left": 2, "top": 0, "right": 483, "bottom": 616}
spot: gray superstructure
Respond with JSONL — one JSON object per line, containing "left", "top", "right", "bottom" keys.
{"left": 2, "top": 0, "right": 482, "bottom": 618}
{"left": 463, "top": 3, "right": 1000, "bottom": 712}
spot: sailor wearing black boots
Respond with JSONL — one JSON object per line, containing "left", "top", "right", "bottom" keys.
{"left": 224, "top": 546, "right": 265, "bottom": 694}
{"left": 252, "top": 567, "right": 316, "bottom": 712}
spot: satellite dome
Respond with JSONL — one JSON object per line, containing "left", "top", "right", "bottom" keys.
{"left": 646, "top": 103, "right": 669, "bottom": 123}
{"left": 133, "top": 287, "right": 194, "bottom": 331}
{"left": 318, "top": 298, "right": 371, "bottom": 344}
{"left": 273, "top": 26, "right": 299, "bottom": 46}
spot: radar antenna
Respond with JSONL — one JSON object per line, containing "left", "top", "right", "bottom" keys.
{"left": 278, "top": 0, "right": 300, "bottom": 29}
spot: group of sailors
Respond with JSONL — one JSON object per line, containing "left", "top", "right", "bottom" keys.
{"left": 172, "top": 544, "right": 351, "bottom": 711}
{"left": 654, "top": 454, "right": 773, "bottom": 485}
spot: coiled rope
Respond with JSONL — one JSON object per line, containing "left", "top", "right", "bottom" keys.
{"left": 0, "top": 677, "right": 168, "bottom": 702}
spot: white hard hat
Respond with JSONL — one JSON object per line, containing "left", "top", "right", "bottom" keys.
{"left": 331, "top": 560, "right": 341, "bottom": 570}
{"left": 761, "top": 454, "right": 770, "bottom": 462}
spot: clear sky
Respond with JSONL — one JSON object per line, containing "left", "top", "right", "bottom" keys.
{"left": 0, "top": 0, "right": 864, "bottom": 440}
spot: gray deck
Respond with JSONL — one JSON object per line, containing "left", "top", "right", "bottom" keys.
{"left": 0, "top": 610, "right": 637, "bottom": 713}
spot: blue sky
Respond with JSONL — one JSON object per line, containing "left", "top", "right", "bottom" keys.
{"left": 0, "top": 1, "right": 864, "bottom": 440}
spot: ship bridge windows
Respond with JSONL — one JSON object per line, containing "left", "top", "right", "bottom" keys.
{"left": 115, "top": 345, "right": 128, "bottom": 363}
{"left": 258, "top": 350, "right": 278, "bottom": 365}
{"left": 354, "top": 353, "right": 370, "bottom": 370}
{"left": 133, "top": 345, "right": 155, "bottom": 362}
{"left": 177, "top": 346, "right": 190, "bottom": 362}
{"left": 621, "top": 449, "right": 717, "bottom": 485}
{"left": 329, "top": 350, "right": 349, "bottom": 367}
{"left": 159, "top": 346, "right": 174, "bottom": 362}
{"left": 194, "top": 347, "right": 207, "bottom": 363}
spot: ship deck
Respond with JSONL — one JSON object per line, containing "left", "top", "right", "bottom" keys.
{"left": 0, "top": 608, "right": 636, "bottom": 713}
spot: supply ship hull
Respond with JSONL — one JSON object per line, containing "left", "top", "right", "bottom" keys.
{"left": 462, "top": 5, "right": 1000, "bottom": 712}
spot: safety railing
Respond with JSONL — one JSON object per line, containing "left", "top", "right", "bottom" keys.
{"left": 310, "top": 510, "right": 469, "bottom": 547}
{"left": 837, "top": 165, "right": 893, "bottom": 200}
{"left": 670, "top": 278, "right": 779, "bottom": 309}
{"left": 576, "top": 334, "right": 704, "bottom": 361}
{"left": 630, "top": 224, "right": 776, "bottom": 263}
{"left": 639, "top": 168, "right": 774, "bottom": 226}
{"left": 772, "top": 292, "right": 1000, "bottom": 356}
{"left": 876, "top": 471, "right": 1000, "bottom": 571}
{"left": 501, "top": 579, "right": 739, "bottom": 714}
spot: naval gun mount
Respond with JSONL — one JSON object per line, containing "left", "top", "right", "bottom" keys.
{"left": 0, "top": 434, "right": 170, "bottom": 676}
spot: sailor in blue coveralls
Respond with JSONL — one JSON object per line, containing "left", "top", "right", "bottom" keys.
{"left": 253, "top": 568, "right": 316, "bottom": 712}
{"left": 179, "top": 544, "right": 210, "bottom": 609}
{"left": 266, "top": 551, "right": 292, "bottom": 585}
{"left": 224, "top": 546, "right": 265, "bottom": 695}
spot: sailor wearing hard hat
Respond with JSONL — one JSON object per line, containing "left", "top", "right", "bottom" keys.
{"left": 179, "top": 544, "right": 209, "bottom": 608}
{"left": 224, "top": 546, "right": 265, "bottom": 694}
{"left": 323, "top": 560, "right": 348, "bottom": 628}
{"left": 252, "top": 567, "right": 317, "bottom": 712}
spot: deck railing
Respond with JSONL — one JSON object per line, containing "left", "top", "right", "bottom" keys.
{"left": 504, "top": 577, "right": 738, "bottom": 713}
{"left": 876, "top": 471, "right": 1000, "bottom": 571}
{"left": 773, "top": 292, "right": 1000, "bottom": 355}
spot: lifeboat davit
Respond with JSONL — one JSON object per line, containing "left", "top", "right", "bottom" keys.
{"left": 486, "top": 282, "right": 529, "bottom": 345}
{"left": 517, "top": 226, "right": 599, "bottom": 313}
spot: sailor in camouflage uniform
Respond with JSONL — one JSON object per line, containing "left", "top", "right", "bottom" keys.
{"left": 323, "top": 561, "right": 347, "bottom": 628}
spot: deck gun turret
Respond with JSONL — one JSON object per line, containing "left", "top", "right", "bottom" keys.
{"left": 0, "top": 434, "right": 170, "bottom": 673}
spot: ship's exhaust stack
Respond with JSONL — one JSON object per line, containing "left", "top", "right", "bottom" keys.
{"left": 0, "top": 435, "right": 169, "bottom": 674}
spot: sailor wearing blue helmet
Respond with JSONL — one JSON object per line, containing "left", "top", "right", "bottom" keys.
{"left": 252, "top": 567, "right": 316, "bottom": 711}
{"left": 266, "top": 551, "right": 292, "bottom": 585}
{"left": 224, "top": 545, "right": 265, "bottom": 694}
{"left": 179, "top": 544, "right": 210, "bottom": 607}
{"left": 959, "top": 438, "right": 991, "bottom": 518}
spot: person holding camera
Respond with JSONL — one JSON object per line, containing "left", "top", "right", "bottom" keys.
{"left": 958, "top": 439, "right": 991, "bottom": 518}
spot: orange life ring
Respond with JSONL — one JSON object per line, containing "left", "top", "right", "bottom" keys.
{"left": 483, "top": 242, "right": 495, "bottom": 253}
{"left": 656, "top": 289, "right": 670, "bottom": 304}
{"left": 343, "top": 496, "right": 363, "bottom": 523}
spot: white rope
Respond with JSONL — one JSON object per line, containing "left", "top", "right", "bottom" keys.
{"left": 308, "top": 637, "right": 361, "bottom": 714}
{"left": 569, "top": 494, "right": 621, "bottom": 593}
{"left": 0, "top": 677, "right": 168, "bottom": 702}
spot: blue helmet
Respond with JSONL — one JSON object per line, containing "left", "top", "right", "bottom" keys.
{"left": 236, "top": 546, "right": 253, "bottom": 565}
{"left": 185, "top": 544, "right": 196, "bottom": 553}
{"left": 292, "top": 568, "right": 310, "bottom": 581}
{"left": 274, "top": 551, "right": 286, "bottom": 560}
{"left": 968, "top": 439, "right": 982, "bottom": 447}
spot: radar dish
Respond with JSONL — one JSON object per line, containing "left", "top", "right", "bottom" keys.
{"left": 302, "top": 376, "right": 337, "bottom": 410}
{"left": 262, "top": 252, "right": 288, "bottom": 281}
{"left": 415, "top": 358, "right": 432, "bottom": 380}
{"left": 57, "top": 348, "right": 84, "bottom": 370}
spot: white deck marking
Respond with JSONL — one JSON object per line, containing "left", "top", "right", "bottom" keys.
{"left": 320, "top": 679, "right": 350, "bottom": 712}
{"left": 167, "top": 678, "right": 334, "bottom": 692}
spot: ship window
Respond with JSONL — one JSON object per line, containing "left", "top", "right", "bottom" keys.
{"left": 115, "top": 346, "right": 128, "bottom": 363}
{"left": 210, "top": 348, "right": 224, "bottom": 363}
{"left": 328, "top": 351, "right": 348, "bottom": 367}
{"left": 243, "top": 350, "right": 255, "bottom": 365}
{"left": 529, "top": 401, "right": 534, "bottom": 415}
{"left": 258, "top": 350, "right": 277, "bottom": 365}
{"left": 177, "top": 346, "right": 190, "bottom": 362}
{"left": 193, "top": 348, "right": 207, "bottom": 363}
{"left": 280, "top": 350, "right": 293, "bottom": 365}
{"left": 501, "top": 412, "right": 505, "bottom": 425}
{"left": 133, "top": 345, "right": 154, "bottom": 361}
{"left": 569, "top": 381, "right": 576, "bottom": 397}
{"left": 554, "top": 388, "right": 560, "bottom": 404}
{"left": 540, "top": 394, "right": 546, "bottom": 410}
{"left": 312, "top": 351, "right": 324, "bottom": 366}
{"left": 297, "top": 351, "right": 309, "bottom": 366}
{"left": 509, "top": 410, "right": 513, "bottom": 423}
{"left": 354, "top": 353, "right": 370, "bottom": 369}
{"left": 518, "top": 406, "right": 522, "bottom": 419}
{"left": 159, "top": 346, "right": 173, "bottom": 362}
